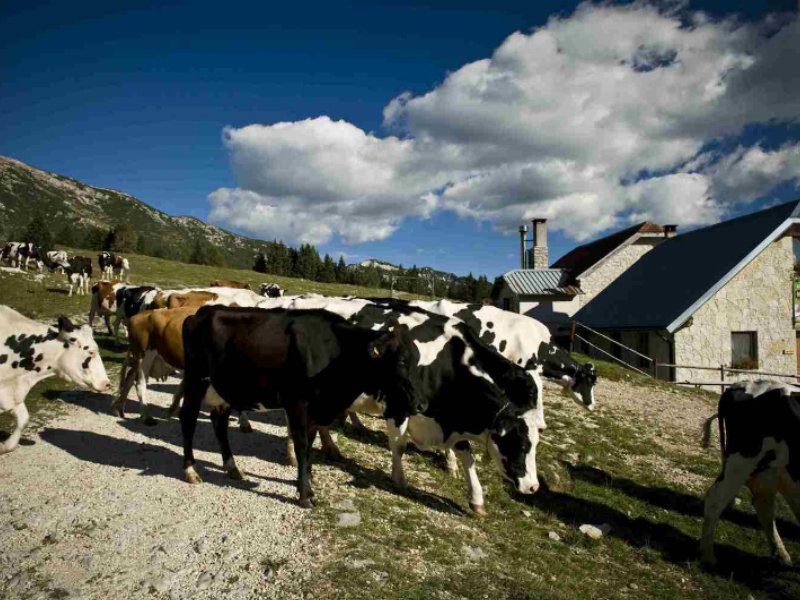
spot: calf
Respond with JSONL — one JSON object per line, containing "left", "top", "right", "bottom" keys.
{"left": 259, "top": 283, "right": 285, "bottom": 298}
{"left": 180, "top": 306, "right": 421, "bottom": 507}
{"left": 0, "top": 306, "right": 112, "bottom": 453}
{"left": 1, "top": 242, "right": 23, "bottom": 267}
{"left": 65, "top": 256, "right": 93, "bottom": 296}
{"left": 699, "top": 380, "right": 800, "bottom": 565}
{"left": 18, "top": 243, "right": 45, "bottom": 271}
{"left": 209, "top": 279, "right": 250, "bottom": 289}
{"left": 99, "top": 252, "right": 130, "bottom": 281}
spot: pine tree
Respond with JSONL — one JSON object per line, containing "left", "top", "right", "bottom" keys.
{"left": 109, "top": 223, "right": 137, "bottom": 252}
{"left": 253, "top": 252, "right": 268, "bottom": 273}
{"left": 320, "top": 254, "right": 337, "bottom": 283}
{"left": 57, "top": 224, "right": 76, "bottom": 248}
{"left": 21, "top": 213, "right": 53, "bottom": 249}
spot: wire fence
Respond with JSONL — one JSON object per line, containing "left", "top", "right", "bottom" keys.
{"left": 570, "top": 320, "right": 799, "bottom": 391}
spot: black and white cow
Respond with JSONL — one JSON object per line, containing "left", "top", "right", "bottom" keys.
{"left": 111, "top": 285, "right": 162, "bottom": 338}
{"left": 258, "top": 295, "right": 542, "bottom": 514}
{"left": 406, "top": 299, "right": 597, "bottom": 427}
{"left": 180, "top": 306, "right": 424, "bottom": 507}
{"left": 1, "top": 242, "right": 24, "bottom": 268}
{"left": 45, "top": 250, "right": 70, "bottom": 273}
{"left": 0, "top": 306, "right": 112, "bottom": 454}
{"left": 65, "top": 256, "right": 93, "bottom": 296}
{"left": 99, "top": 252, "right": 130, "bottom": 281}
{"left": 17, "top": 243, "right": 45, "bottom": 271}
{"left": 699, "top": 380, "right": 800, "bottom": 565}
{"left": 259, "top": 283, "right": 285, "bottom": 298}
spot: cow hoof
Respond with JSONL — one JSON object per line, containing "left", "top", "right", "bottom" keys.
{"left": 185, "top": 471, "right": 203, "bottom": 485}
{"left": 168, "top": 407, "right": 180, "bottom": 419}
{"left": 228, "top": 467, "right": 245, "bottom": 481}
{"left": 392, "top": 478, "right": 408, "bottom": 490}
{"left": 142, "top": 416, "right": 158, "bottom": 426}
{"left": 469, "top": 503, "right": 488, "bottom": 517}
{"left": 111, "top": 403, "right": 125, "bottom": 418}
{"left": 286, "top": 455, "right": 297, "bottom": 467}
{"left": 324, "top": 448, "right": 344, "bottom": 462}
{"left": 298, "top": 497, "right": 315, "bottom": 509}
{"left": 239, "top": 422, "right": 253, "bottom": 434}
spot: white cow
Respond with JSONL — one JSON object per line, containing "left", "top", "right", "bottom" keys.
{"left": 0, "top": 306, "right": 112, "bottom": 454}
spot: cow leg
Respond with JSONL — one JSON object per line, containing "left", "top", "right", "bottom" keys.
{"left": 103, "top": 314, "right": 113, "bottom": 336}
{"left": 445, "top": 448, "right": 459, "bottom": 477}
{"left": 777, "top": 468, "right": 800, "bottom": 524}
{"left": 135, "top": 353, "right": 157, "bottom": 425}
{"left": 386, "top": 418, "right": 409, "bottom": 488}
{"left": 286, "top": 402, "right": 314, "bottom": 508}
{"left": 319, "top": 427, "right": 344, "bottom": 461}
{"left": 0, "top": 403, "right": 29, "bottom": 455}
{"left": 238, "top": 412, "right": 253, "bottom": 433}
{"left": 347, "top": 411, "right": 368, "bottom": 431}
{"left": 453, "top": 441, "right": 487, "bottom": 516}
{"left": 180, "top": 379, "right": 206, "bottom": 484}
{"left": 168, "top": 379, "right": 185, "bottom": 418}
{"left": 284, "top": 411, "right": 297, "bottom": 467}
{"left": 210, "top": 407, "right": 243, "bottom": 480}
{"left": 748, "top": 470, "right": 792, "bottom": 565}
{"left": 699, "top": 454, "right": 757, "bottom": 564}
{"left": 113, "top": 355, "right": 138, "bottom": 418}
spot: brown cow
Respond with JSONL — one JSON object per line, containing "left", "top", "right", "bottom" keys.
{"left": 151, "top": 290, "right": 219, "bottom": 310}
{"left": 113, "top": 307, "right": 251, "bottom": 430}
{"left": 209, "top": 279, "right": 251, "bottom": 289}
{"left": 89, "top": 281, "right": 130, "bottom": 334}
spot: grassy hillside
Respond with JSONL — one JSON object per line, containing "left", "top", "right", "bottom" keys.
{"left": 0, "top": 155, "right": 274, "bottom": 268}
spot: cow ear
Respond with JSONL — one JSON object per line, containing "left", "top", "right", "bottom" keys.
{"left": 368, "top": 323, "right": 403, "bottom": 359}
{"left": 57, "top": 315, "right": 76, "bottom": 334}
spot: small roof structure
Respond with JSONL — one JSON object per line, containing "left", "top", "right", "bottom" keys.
{"left": 574, "top": 200, "right": 800, "bottom": 333}
{"left": 551, "top": 221, "right": 665, "bottom": 279}
{"left": 501, "top": 269, "right": 582, "bottom": 296}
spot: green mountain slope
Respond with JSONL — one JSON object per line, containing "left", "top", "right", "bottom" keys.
{"left": 0, "top": 155, "right": 270, "bottom": 268}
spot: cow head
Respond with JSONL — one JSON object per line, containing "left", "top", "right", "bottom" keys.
{"left": 367, "top": 323, "right": 424, "bottom": 416}
{"left": 563, "top": 362, "right": 597, "bottom": 411}
{"left": 487, "top": 405, "right": 540, "bottom": 494}
{"left": 53, "top": 316, "right": 112, "bottom": 393}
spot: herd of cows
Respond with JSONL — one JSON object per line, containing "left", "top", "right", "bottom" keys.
{"left": 0, "top": 247, "right": 799, "bottom": 569}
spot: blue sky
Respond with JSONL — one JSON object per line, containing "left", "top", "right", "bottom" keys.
{"left": 2, "top": 0, "right": 799, "bottom": 277}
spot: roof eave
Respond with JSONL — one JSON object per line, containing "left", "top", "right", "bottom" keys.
{"left": 665, "top": 217, "right": 800, "bottom": 333}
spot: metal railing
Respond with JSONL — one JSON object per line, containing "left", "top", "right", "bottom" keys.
{"left": 570, "top": 321, "right": 654, "bottom": 378}
{"left": 654, "top": 362, "right": 798, "bottom": 389}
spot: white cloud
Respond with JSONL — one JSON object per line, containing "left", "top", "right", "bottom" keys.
{"left": 209, "top": 2, "right": 800, "bottom": 245}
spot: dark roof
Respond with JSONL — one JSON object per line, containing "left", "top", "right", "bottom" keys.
{"left": 573, "top": 200, "right": 800, "bottom": 332}
{"left": 551, "top": 221, "right": 664, "bottom": 277}
{"left": 502, "top": 269, "right": 581, "bottom": 296}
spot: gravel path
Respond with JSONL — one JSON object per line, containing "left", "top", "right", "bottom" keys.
{"left": 0, "top": 377, "right": 318, "bottom": 600}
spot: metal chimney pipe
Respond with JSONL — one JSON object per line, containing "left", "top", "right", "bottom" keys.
{"left": 519, "top": 225, "right": 528, "bottom": 269}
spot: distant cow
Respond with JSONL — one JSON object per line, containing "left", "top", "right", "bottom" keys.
{"left": 1, "top": 242, "right": 23, "bottom": 267}
{"left": 700, "top": 380, "right": 800, "bottom": 565}
{"left": 151, "top": 290, "right": 219, "bottom": 310}
{"left": 209, "top": 279, "right": 250, "bottom": 289}
{"left": 180, "top": 306, "right": 425, "bottom": 507}
{"left": 99, "top": 252, "right": 130, "bottom": 281}
{"left": 45, "top": 250, "right": 70, "bottom": 273}
{"left": 0, "top": 306, "right": 112, "bottom": 454}
{"left": 18, "top": 243, "right": 45, "bottom": 271}
{"left": 259, "top": 283, "right": 285, "bottom": 298}
{"left": 65, "top": 256, "right": 93, "bottom": 296}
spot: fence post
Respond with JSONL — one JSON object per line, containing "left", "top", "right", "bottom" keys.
{"left": 569, "top": 321, "right": 576, "bottom": 353}
{"left": 653, "top": 359, "right": 659, "bottom": 379}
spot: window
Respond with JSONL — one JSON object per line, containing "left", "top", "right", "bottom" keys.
{"left": 731, "top": 332, "right": 758, "bottom": 369}
{"left": 502, "top": 298, "right": 512, "bottom": 311}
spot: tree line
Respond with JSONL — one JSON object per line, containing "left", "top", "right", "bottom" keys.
{"left": 253, "top": 240, "right": 494, "bottom": 302}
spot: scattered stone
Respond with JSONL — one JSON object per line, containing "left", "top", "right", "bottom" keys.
{"left": 79, "top": 555, "right": 94, "bottom": 569}
{"left": 193, "top": 538, "right": 208, "bottom": 554}
{"left": 567, "top": 452, "right": 580, "bottom": 463}
{"left": 579, "top": 524, "right": 604, "bottom": 540}
{"left": 337, "top": 512, "right": 361, "bottom": 527}
{"left": 333, "top": 498, "right": 357, "bottom": 512}
{"left": 522, "top": 510, "right": 532, "bottom": 518}
{"left": 463, "top": 545, "right": 488, "bottom": 560}
{"left": 548, "top": 531, "right": 561, "bottom": 542}
{"left": 196, "top": 572, "right": 213, "bottom": 590}
{"left": 734, "top": 498, "right": 742, "bottom": 507}
{"left": 348, "top": 558, "right": 375, "bottom": 569}
{"left": 371, "top": 571, "right": 388, "bottom": 582}
{"left": 263, "top": 566, "right": 274, "bottom": 581}
{"left": 12, "top": 521, "right": 27, "bottom": 531}
{"left": 147, "top": 575, "right": 172, "bottom": 593}
{"left": 8, "top": 573, "right": 25, "bottom": 589}
{"left": 629, "top": 583, "right": 639, "bottom": 590}
{"left": 221, "top": 547, "right": 240, "bottom": 562}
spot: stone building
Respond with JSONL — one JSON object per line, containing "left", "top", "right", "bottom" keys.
{"left": 493, "top": 219, "right": 673, "bottom": 331}
{"left": 574, "top": 200, "right": 800, "bottom": 382}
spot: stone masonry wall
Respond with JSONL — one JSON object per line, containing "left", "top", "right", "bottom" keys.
{"left": 674, "top": 235, "right": 796, "bottom": 384}
{"left": 578, "top": 239, "right": 660, "bottom": 308}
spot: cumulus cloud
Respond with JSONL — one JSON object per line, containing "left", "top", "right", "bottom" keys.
{"left": 209, "top": 2, "right": 800, "bottom": 245}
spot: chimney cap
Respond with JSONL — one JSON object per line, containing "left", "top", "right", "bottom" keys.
{"left": 532, "top": 218, "right": 547, "bottom": 224}
{"left": 519, "top": 224, "right": 528, "bottom": 233}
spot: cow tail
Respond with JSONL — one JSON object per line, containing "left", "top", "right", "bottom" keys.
{"left": 700, "top": 413, "right": 717, "bottom": 449}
